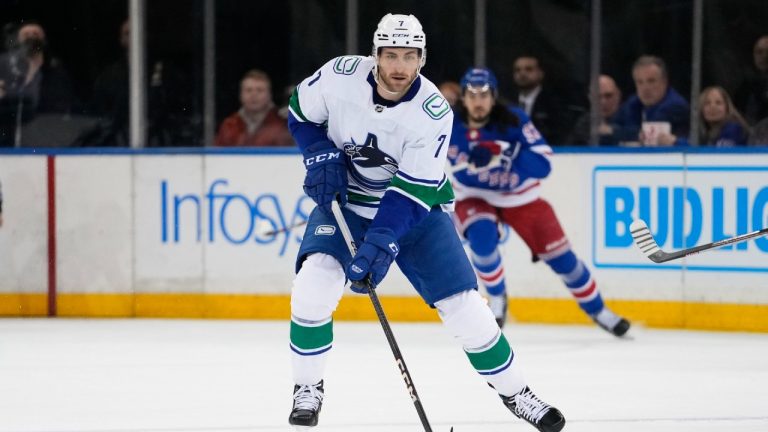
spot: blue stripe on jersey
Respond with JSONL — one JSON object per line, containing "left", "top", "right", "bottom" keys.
{"left": 348, "top": 165, "right": 391, "bottom": 190}
{"left": 347, "top": 185, "right": 376, "bottom": 197}
{"left": 397, "top": 171, "right": 440, "bottom": 185}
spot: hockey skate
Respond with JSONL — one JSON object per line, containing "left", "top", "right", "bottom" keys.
{"left": 591, "top": 307, "right": 631, "bottom": 337}
{"left": 501, "top": 386, "right": 565, "bottom": 432}
{"left": 288, "top": 380, "right": 324, "bottom": 428}
{"left": 488, "top": 294, "right": 508, "bottom": 328}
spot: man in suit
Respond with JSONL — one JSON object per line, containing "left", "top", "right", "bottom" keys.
{"left": 735, "top": 35, "right": 768, "bottom": 125}
{"left": 510, "top": 55, "right": 582, "bottom": 146}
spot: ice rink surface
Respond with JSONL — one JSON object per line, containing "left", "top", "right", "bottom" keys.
{"left": 0, "top": 318, "right": 766, "bottom": 432}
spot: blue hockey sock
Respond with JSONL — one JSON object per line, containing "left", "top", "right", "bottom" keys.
{"left": 545, "top": 250, "right": 604, "bottom": 315}
{"left": 466, "top": 220, "right": 506, "bottom": 296}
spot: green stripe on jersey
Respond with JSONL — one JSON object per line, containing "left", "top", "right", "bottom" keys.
{"left": 348, "top": 192, "right": 380, "bottom": 203}
{"left": 390, "top": 176, "right": 455, "bottom": 209}
{"left": 289, "top": 87, "right": 309, "bottom": 122}
{"left": 290, "top": 319, "right": 333, "bottom": 351}
{"left": 465, "top": 332, "right": 512, "bottom": 372}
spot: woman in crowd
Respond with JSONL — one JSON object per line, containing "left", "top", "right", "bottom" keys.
{"left": 659, "top": 86, "right": 750, "bottom": 147}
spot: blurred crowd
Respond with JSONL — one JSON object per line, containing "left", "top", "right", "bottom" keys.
{"left": 0, "top": 19, "right": 197, "bottom": 148}
{"left": 440, "top": 42, "right": 768, "bottom": 147}
{"left": 0, "top": 18, "right": 766, "bottom": 148}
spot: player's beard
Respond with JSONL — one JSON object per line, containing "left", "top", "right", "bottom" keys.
{"left": 379, "top": 70, "right": 417, "bottom": 95}
{"left": 469, "top": 108, "right": 490, "bottom": 125}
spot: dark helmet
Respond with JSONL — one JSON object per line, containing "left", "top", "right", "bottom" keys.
{"left": 460, "top": 67, "right": 498, "bottom": 96}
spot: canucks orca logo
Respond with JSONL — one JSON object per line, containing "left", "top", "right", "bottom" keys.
{"left": 343, "top": 133, "right": 398, "bottom": 174}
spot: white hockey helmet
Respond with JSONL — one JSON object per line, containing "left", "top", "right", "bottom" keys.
{"left": 372, "top": 13, "right": 426, "bottom": 67}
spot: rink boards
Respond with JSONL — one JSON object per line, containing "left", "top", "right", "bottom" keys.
{"left": 1, "top": 148, "right": 766, "bottom": 331}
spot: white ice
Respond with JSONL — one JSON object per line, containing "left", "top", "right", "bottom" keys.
{"left": 0, "top": 318, "right": 767, "bottom": 432}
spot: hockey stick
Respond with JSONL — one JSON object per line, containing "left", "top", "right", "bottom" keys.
{"left": 330, "top": 199, "right": 438, "bottom": 432}
{"left": 258, "top": 220, "right": 307, "bottom": 236}
{"left": 630, "top": 219, "right": 768, "bottom": 263}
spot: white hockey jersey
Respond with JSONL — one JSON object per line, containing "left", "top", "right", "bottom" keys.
{"left": 289, "top": 55, "right": 454, "bottom": 219}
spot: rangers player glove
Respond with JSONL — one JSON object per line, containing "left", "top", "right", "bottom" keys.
{"left": 467, "top": 141, "right": 495, "bottom": 168}
{"left": 302, "top": 141, "right": 347, "bottom": 217}
{"left": 346, "top": 227, "right": 399, "bottom": 292}
{"left": 468, "top": 140, "right": 520, "bottom": 170}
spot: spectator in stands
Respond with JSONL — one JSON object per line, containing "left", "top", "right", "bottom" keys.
{"left": 0, "top": 20, "right": 75, "bottom": 147}
{"left": 438, "top": 80, "right": 461, "bottom": 108}
{"left": 656, "top": 86, "right": 749, "bottom": 147}
{"left": 86, "top": 19, "right": 132, "bottom": 147}
{"left": 568, "top": 74, "right": 622, "bottom": 145}
{"left": 735, "top": 35, "right": 768, "bottom": 126}
{"left": 749, "top": 117, "right": 768, "bottom": 145}
{"left": 215, "top": 69, "right": 292, "bottom": 147}
{"left": 613, "top": 55, "right": 689, "bottom": 146}
{"left": 85, "top": 19, "right": 194, "bottom": 147}
{"left": 1, "top": 23, "right": 15, "bottom": 51}
{"left": 509, "top": 55, "right": 582, "bottom": 145}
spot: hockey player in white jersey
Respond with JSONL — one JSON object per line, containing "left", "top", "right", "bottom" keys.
{"left": 286, "top": 13, "right": 565, "bottom": 432}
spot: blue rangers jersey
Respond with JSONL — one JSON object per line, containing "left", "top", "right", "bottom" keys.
{"left": 447, "top": 107, "right": 553, "bottom": 207}
{"left": 288, "top": 55, "right": 455, "bottom": 238}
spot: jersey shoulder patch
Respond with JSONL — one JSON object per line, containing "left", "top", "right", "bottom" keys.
{"left": 421, "top": 92, "right": 451, "bottom": 120}
{"left": 332, "top": 56, "right": 363, "bottom": 75}
{"left": 522, "top": 121, "right": 543, "bottom": 142}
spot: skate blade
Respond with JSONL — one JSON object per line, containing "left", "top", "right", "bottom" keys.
{"left": 616, "top": 332, "right": 635, "bottom": 341}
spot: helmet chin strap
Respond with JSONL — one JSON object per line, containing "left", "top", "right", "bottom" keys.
{"left": 373, "top": 58, "right": 422, "bottom": 98}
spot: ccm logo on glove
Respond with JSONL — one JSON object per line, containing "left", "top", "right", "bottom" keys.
{"left": 302, "top": 143, "right": 348, "bottom": 217}
{"left": 304, "top": 151, "right": 342, "bottom": 167}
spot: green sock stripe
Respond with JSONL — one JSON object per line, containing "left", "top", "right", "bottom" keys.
{"left": 290, "top": 319, "right": 333, "bottom": 351}
{"left": 465, "top": 333, "right": 512, "bottom": 372}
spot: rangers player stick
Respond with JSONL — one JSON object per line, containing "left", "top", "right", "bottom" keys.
{"left": 330, "top": 199, "right": 448, "bottom": 432}
{"left": 630, "top": 219, "right": 768, "bottom": 263}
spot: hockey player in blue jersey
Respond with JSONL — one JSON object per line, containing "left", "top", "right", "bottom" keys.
{"left": 285, "top": 14, "right": 565, "bottom": 432}
{"left": 448, "top": 66, "right": 631, "bottom": 335}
